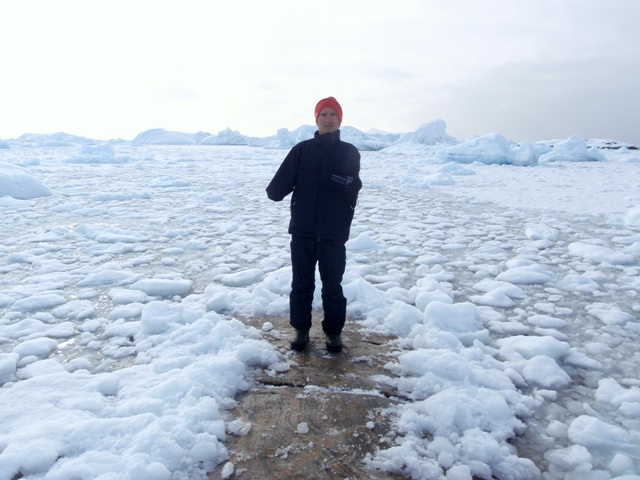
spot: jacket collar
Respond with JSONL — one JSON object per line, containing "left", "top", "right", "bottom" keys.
{"left": 314, "top": 129, "right": 341, "bottom": 144}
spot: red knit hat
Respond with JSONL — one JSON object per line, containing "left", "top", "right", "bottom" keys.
{"left": 314, "top": 96, "right": 343, "bottom": 126}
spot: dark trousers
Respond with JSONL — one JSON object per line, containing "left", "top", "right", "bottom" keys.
{"left": 289, "top": 236, "right": 347, "bottom": 335}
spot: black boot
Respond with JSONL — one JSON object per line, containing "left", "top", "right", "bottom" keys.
{"left": 290, "top": 329, "right": 309, "bottom": 351}
{"left": 326, "top": 334, "right": 343, "bottom": 353}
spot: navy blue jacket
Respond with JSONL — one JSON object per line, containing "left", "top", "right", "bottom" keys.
{"left": 266, "top": 130, "right": 362, "bottom": 244}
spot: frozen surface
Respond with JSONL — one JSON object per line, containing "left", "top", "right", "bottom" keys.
{"left": 1, "top": 135, "right": 640, "bottom": 479}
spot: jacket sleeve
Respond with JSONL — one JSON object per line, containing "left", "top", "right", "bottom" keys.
{"left": 348, "top": 147, "right": 362, "bottom": 205}
{"left": 266, "top": 146, "right": 299, "bottom": 202}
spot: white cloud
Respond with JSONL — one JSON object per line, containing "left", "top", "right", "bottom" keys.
{"left": 1, "top": 0, "right": 639, "bottom": 143}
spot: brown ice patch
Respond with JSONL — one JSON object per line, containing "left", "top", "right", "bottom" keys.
{"left": 209, "top": 315, "right": 408, "bottom": 479}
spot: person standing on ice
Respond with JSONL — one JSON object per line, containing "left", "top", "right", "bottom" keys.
{"left": 266, "top": 97, "right": 362, "bottom": 353}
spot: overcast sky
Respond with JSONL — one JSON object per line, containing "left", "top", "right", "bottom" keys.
{"left": 2, "top": 0, "right": 639, "bottom": 144}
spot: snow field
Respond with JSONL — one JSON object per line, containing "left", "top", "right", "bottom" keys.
{"left": 0, "top": 135, "right": 639, "bottom": 479}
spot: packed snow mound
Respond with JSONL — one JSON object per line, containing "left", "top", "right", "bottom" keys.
{"left": 436, "top": 133, "right": 539, "bottom": 166}
{"left": 365, "top": 128, "right": 403, "bottom": 144}
{"left": 200, "top": 128, "right": 248, "bottom": 146}
{"left": 380, "top": 119, "right": 458, "bottom": 155}
{"left": 12, "top": 132, "right": 99, "bottom": 147}
{"left": 624, "top": 207, "right": 640, "bottom": 226}
{"left": 396, "top": 119, "right": 458, "bottom": 145}
{"left": 256, "top": 126, "right": 314, "bottom": 150}
{"left": 65, "top": 143, "right": 132, "bottom": 164}
{"left": 132, "top": 128, "right": 210, "bottom": 145}
{"left": 340, "top": 126, "right": 398, "bottom": 151}
{"left": 539, "top": 135, "right": 607, "bottom": 163}
{"left": 0, "top": 161, "right": 52, "bottom": 199}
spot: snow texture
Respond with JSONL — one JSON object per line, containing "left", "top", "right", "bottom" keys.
{"left": 1, "top": 124, "right": 640, "bottom": 479}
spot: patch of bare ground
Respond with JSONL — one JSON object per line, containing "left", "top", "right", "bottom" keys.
{"left": 209, "top": 315, "right": 409, "bottom": 480}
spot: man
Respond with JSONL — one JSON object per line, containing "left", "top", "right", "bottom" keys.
{"left": 266, "top": 96, "right": 362, "bottom": 353}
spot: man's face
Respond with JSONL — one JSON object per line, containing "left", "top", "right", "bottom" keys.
{"left": 317, "top": 108, "right": 340, "bottom": 135}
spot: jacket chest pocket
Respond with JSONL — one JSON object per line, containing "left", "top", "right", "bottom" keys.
{"left": 330, "top": 173, "right": 354, "bottom": 187}
{"left": 329, "top": 172, "right": 355, "bottom": 193}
